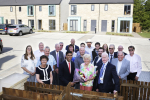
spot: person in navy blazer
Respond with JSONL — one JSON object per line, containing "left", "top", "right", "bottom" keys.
{"left": 95, "top": 52, "right": 120, "bottom": 94}
{"left": 59, "top": 51, "right": 75, "bottom": 86}
{"left": 65, "top": 39, "right": 79, "bottom": 53}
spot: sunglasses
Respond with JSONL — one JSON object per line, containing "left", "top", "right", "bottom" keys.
{"left": 109, "top": 48, "right": 114, "bottom": 50}
{"left": 60, "top": 45, "right": 63, "bottom": 46}
{"left": 67, "top": 55, "right": 72, "bottom": 56}
{"left": 129, "top": 49, "right": 133, "bottom": 51}
{"left": 27, "top": 48, "right": 31, "bottom": 50}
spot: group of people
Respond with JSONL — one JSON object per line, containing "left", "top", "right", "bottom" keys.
{"left": 21, "top": 38, "right": 142, "bottom": 94}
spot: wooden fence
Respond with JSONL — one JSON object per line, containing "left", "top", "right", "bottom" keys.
{"left": 132, "top": 23, "right": 142, "bottom": 33}
{"left": 63, "top": 23, "right": 68, "bottom": 31}
{"left": 24, "top": 82, "right": 123, "bottom": 100}
{"left": 119, "top": 80, "right": 150, "bottom": 100}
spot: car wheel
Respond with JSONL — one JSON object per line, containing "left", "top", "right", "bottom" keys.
{"left": 19, "top": 31, "right": 23, "bottom": 36}
{"left": 0, "top": 47, "right": 1, "bottom": 54}
{"left": 9, "top": 34, "right": 12, "bottom": 36}
{"left": 29, "top": 30, "right": 33, "bottom": 34}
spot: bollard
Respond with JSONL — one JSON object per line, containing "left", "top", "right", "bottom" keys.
{"left": 95, "top": 27, "right": 96, "bottom": 34}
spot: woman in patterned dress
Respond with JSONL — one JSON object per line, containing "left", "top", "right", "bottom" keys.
{"left": 80, "top": 54, "right": 96, "bottom": 91}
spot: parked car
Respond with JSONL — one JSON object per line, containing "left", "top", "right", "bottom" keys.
{"left": 0, "top": 24, "right": 12, "bottom": 35}
{"left": 0, "top": 38, "right": 3, "bottom": 54}
{"left": 8, "top": 24, "right": 33, "bottom": 36}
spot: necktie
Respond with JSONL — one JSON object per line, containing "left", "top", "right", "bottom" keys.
{"left": 57, "top": 52, "right": 59, "bottom": 67}
{"left": 110, "top": 55, "right": 113, "bottom": 63}
{"left": 68, "top": 62, "right": 71, "bottom": 74}
{"left": 98, "top": 64, "right": 105, "bottom": 84}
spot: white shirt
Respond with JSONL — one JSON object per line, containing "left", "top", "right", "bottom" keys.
{"left": 125, "top": 54, "right": 142, "bottom": 77}
{"left": 109, "top": 53, "right": 114, "bottom": 62}
{"left": 85, "top": 46, "right": 94, "bottom": 61}
{"left": 34, "top": 50, "right": 44, "bottom": 61}
{"left": 61, "top": 49, "right": 67, "bottom": 58}
{"left": 66, "top": 60, "right": 71, "bottom": 73}
{"left": 21, "top": 55, "right": 37, "bottom": 74}
{"left": 97, "top": 56, "right": 101, "bottom": 63}
{"left": 100, "top": 61, "right": 108, "bottom": 84}
{"left": 72, "top": 52, "right": 77, "bottom": 57}
{"left": 117, "top": 61, "right": 122, "bottom": 75}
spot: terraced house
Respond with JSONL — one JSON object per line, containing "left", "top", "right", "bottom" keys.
{"left": 68, "top": 0, "right": 134, "bottom": 33}
{"left": 0, "top": 0, "right": 69, "bottom": 31}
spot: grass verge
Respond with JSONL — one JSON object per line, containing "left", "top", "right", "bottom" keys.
{"left": 63, "top": 31, "right": 89, "bottom": 34}
{"left": 137, "top": 29, "right": 150, "bottom": 38}
{"left": 106, "top": 32, "right": 133, "bottom": 37}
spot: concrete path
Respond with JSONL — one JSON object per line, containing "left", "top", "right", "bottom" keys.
{"left": 0, "top": 32, "right": 150, "bottom": 81}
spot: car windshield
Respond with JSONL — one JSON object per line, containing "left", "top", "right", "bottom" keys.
{"left": 0, "top": 25, "right": 5, "bottom": 28}
{"left": 9, "top": 26, "right": 16, "bottom": 28}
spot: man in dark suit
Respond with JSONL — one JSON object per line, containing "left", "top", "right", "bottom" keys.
{"left": 92, "top": 42, "right": 100, "bottom": 61}
{"left": 50, "top": 43, "right": 64, "bottom": 85}
{"left": 108, "top": 44, "right": 117, "bottom": 63}
{"left": 66, "top": 38, "right": 79, "bottom": 53}
{"left": 114, "top": 45, "right": 127, "bottom": 58}
{"left": 59, "top": 51, "right": 75, "bottom": 86}
{"left": 96, "top": 52, "right": 120, "bottom": 94}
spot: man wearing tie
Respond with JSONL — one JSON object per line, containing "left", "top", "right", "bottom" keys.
{"left": 50, "top": 43, "right": 64, "bottom": 85}
{"left": 96, "top": 52, "right": 120, "bottom": 93}
{"left": 59, "top": 51, "right": 75, "bottom": 86}
{"left": 111, "top": 51, "right": 130, "bottom": 80}
{"left": 108, "top": 44, "right": 117, "bottom": 63}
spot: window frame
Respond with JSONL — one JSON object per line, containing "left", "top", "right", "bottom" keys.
{"left": 91, "top": 5, "right": 94, "bottom": 11}
{"left": 104, "top": 4, "right": 108, "bottom": 11}
{"left": 19, "top": 7, "right": 21, "bottom": 12}
{"left": 124, "top": 5, "right": 131, "bottom": 15}
{"left": 28, "top": 19, "right": 34, "bottom": 28}
{"left": 49, "top": 20, "right": 56, "bottom": 30}
{"left": 10, "top": 7, "right": 13, "bottom": 12}
{"left": 48, "top": 5, "right": 56, "bottom": 16}
{"left": 27, "top": 5, "right": 34, "bottom": 16}
{"left": 18, "top": 19, "right": 22, "bottom": 24}
{"left": 83, "top": 20, "right": 87, "bottom": 31}
{"left": 71, "top": 5, "right": 77, "bottom": 15}
{"left": 111, "top": 20, "right": 115, "bottom": 32}
{"left": 39, "top": 6, "right": 42, "bottom": 12}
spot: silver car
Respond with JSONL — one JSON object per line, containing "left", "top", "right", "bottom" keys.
{"left": 8, "top": 24, "right": 33, "bottom": 36}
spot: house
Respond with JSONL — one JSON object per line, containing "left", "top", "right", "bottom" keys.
{"left": 0, "top": 0, "right": 64, "bottom": 31}
{"left": 68, "top": 0, "right": 134, "bottom": 33}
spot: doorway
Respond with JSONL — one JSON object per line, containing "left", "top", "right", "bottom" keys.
{"left": 38, "top": 20, "right": 42, "bottom": 30}
{"left": 120, "top": 21, "right": 130, "bottom": 32}
{"left": 91, "top": 20, "right": 96, "bottom": 31}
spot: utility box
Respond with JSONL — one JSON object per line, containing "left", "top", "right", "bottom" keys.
{"left": 0, "top": 17, "right": 4, "bottom": 24}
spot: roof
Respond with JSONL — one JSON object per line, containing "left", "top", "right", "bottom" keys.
{"left": 0, "top": 0, "right": 62, "bottom": 6}
{"left": 69, "top": 0, "right": 134, "bottom": 4}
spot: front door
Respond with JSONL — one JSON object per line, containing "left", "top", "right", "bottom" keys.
{"left": 70, "top": 20, "right": 78, "bottom": 31}
{"left": 101, "top": 20, "right": 107, "bottom": 32}
{"left": 91, "top": 20, "right": 96, "bottom": 31}
{"left": 38, "top": 20, "right": 42, "bottom": 30}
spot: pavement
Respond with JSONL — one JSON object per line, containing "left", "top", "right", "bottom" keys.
{"left": 0, "top": 32, "right": 150, "bottom": 82}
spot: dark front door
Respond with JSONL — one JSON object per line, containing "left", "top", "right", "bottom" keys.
{"left": 101, "top": 20, "right": 107, "bottom": 32}
{"left": 91, "top": 20, "right": 96, "bottom": 31}
{"left": 11, "top": 19, "right": 15, "bottom": 24}
{"left": 38, "top": 20, "right": 42, "bottom": 30}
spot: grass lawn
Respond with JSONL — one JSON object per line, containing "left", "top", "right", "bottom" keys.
{"left": 137, "top": 29, "right": 150, "bottom": 38}
{"left": 63, "top": 31, "right": 89, "bottom": 34}
{"left": 33, "top": 30, "right": 57, "bottom": 32}
{"left": 106, "top": 32, "right": 133, "bottom": 37}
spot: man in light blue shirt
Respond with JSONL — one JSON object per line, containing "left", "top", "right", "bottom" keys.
{"left": 76, "top": 43, "right": 89, "bottom": 56}
{"left": 36, "top": 46, "right": 56, "bottom": 71}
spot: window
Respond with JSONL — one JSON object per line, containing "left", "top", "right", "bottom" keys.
{"left": 104, "top": 4, "right": 108, "bottom": 11}
{"left": 10, "top": 7, "right": 13, "bottom": 12}
{"left": 6, "top": 19, "right": 8, "bottom": 24}
{"left": 83, "top": 20, "right": 87, "bottom": 31}
{"left": 124, "top": 5, "right": 131, "bottom": 15}
{"left": 39, "top": 6, "right": 42, "bottom": 11}
{"left": 91, "top": 5, "right": 94, "bottom": 11}
{"left": 27, "top": 6, "right": 34, "bottom": 16}
{"left": 111, "top": 20, "right": 115, "bottom": 32}
{"left": 120, "top": 21, "right": 130, "bottom": 32}
{"left": 19, "top": 7, "right": 21, "bottom": 12}
{"left": 71, "top": 5, "right": 77, "bottom": 15}
{"left": 11, "top": 19, "right": 15, "bottom": 24}
{"left": 49, "top": 20, "right": 55, "bottom": 30}
{"left": 18, "top": 20, "right": 22, "bottom": 24}
{"left": 49, "top": 5, "right": 55, "bottom": 16}
{"left": 28, "top": 20, "right": 34, "bottom": 28}
{"left": 70, "top": 20, "right": 78, "bottom": 31}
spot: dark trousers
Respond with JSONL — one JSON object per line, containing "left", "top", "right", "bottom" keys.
{"left": 127, "top": 72, "right": 137, "bottom": 81}
{"left": 53, "top": 72, "right": 59, "bottom": 85}
{"left": 98, "top": 84, "right": 105, "bottom": 92}
{"left": 75, "top": 82, "right": 80, "bottom": 89}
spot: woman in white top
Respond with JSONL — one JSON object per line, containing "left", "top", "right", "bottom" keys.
{"left": 68, "top": 44, "right": 77, "bottom": 62}
{"left": 21, "top": 45, "right": 37, "bottom": 82}
{"left": 102, "top": 43, "right": 109, "bottom": 54}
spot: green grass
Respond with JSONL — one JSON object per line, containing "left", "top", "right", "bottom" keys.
{"left": 137, "top": 29, "right": 150, "bottom": 38}
{"left": 106, "top": 32, "right": 133, "bottom": 37}
{"left": 63, "top": 31, "right": 89, "bottom": 34}
{"left": 33, "top": 30, "right": 56, "bottom": 32}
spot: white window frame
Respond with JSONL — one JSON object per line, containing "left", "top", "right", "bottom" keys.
{"left": 104, "top": 4, "right": 108, "bottom": 11}
{"left": 91, "top": 5, "right": 94, "bottom": 11}
{"left": 10, "top": 7, "right": 13, "bottom": 12}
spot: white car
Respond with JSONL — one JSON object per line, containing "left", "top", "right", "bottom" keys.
{"left": 8, "top": 24, "right": 33, "bottom": 36}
